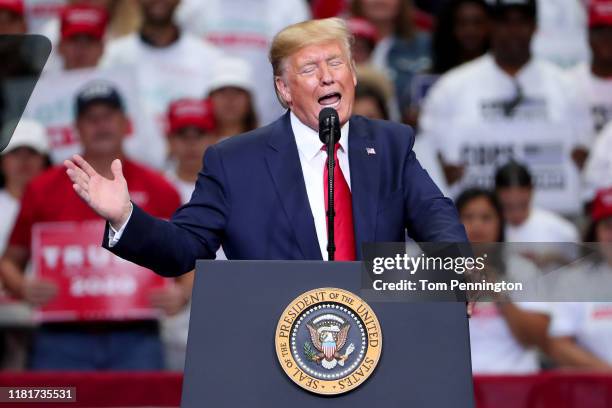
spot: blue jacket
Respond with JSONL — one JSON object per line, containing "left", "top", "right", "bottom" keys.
{"left": 104, "top": 112, "right": 467, "bottom": 276}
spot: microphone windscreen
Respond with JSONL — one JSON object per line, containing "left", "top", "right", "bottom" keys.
{"left": 318, "top": 107, "right": 339, "bottom": 144}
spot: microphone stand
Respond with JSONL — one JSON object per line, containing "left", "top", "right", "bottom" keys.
{"left": 326, "top": 115, "right": 336, "bottom": 261}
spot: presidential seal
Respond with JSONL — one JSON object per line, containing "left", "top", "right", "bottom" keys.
{"left": 275, "top": 288, "right": 382, "bottom": 395}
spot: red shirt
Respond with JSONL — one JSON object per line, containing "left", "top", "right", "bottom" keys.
{"left": 10, "top": 160, "right": 181, "bottom": 250}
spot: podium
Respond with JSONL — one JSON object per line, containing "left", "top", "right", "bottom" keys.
{"left": 181, "top": 260, "right": 474, "bottom": 407}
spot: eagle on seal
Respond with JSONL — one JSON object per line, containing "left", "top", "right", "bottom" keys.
{"left": 306, "top": 313, "right": 353, "bottom": 370}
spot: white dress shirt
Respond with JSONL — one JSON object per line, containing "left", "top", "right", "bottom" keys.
{"left": 109, "top": 111, "right": 351, "bottom": 260}
{"left": 291, "top": 111, "right": 351, "bottom": 260}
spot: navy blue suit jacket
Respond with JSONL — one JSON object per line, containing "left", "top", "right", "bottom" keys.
{"left": 105, "top": 112, "right": 467, "bottom": 276}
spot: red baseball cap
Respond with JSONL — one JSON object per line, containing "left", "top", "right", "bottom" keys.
{"left": 589, "top": 0, "right": 612, "bottom": 28}
{"left": 61, "top": 4, "right": 108, "bottom": 40}
{"left": 0, "top": 0, "right": 24, "bottom": 15}
{"left": 592, "top": 187, "right": 612, "bottom": 223}
{"left": 167, "top": 98, "right": 215, "bottom": 134}
{"left": 346, "top": 17, "right": 379, "bottom": 44}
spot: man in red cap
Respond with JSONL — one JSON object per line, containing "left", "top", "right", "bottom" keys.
{"left": 0, "top": 81, "right": 183, "bottom": 370}
{"left": 0, "top": 0, "right": 26, "bottom": 34}
{"left": 58, "top": 4, "right": 108, "bottom": 71}
{"left": 165, "top": 98, "right": 219, "bottom": 204}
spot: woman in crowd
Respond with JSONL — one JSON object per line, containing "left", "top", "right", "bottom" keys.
{"left": 351, "top": 0, "right": 431, "bottom": 113}
{"left": 494, "top": 161, "right": 580, "bottom": 271}
{"left": 354, "top": 83, "right": 389, "bottom": 120}
{"left": 0, "top": 119, "right": 50, "bottom": 370}
{"left": 494, "top": 161, "right": 579, "bottom": 244}
{"left": 456, "top": 188, "right": 551, "bottom": 373}
{"left": 0, "top": 120, "right": 50, "bottom": 253}
{"left": 207, "top": 56, "right": 258, "bottom": 140}
{"left": 431, "top": 0, "right": 490, "bottom": 74}
{"left": 546, "top": 187, "right": 612, "bottom": 371}
{"left": 353, "top": 70, "right": 393, "bottom": 120}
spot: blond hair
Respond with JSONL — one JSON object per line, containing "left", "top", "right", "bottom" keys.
{"left": 269, "top": 18, "right": 354, "bottom": 108}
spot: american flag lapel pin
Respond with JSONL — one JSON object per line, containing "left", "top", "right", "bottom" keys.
{"left": 366, "top": 147, "right": 376, "bottom": 155}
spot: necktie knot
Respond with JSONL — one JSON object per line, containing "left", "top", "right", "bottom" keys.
{"left": 321, "top": 143, "right": 341, "bottom": 159}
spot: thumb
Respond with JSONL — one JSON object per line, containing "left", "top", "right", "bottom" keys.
{"left": 110, "top": 159, "right": 124, "bottom": 181}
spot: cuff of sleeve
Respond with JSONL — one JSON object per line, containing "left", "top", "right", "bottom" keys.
{"left": 107, "top": 203, "right": 133, "bottom": 247}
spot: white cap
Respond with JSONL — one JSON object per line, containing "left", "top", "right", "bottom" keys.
{"left": 2, "top": 119, "right": 49, "bottom": 155}
{"left": 208, "top": 56, "right": 255, "bottom": 95}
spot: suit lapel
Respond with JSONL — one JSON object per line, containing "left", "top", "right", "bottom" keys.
{"left": 348, "top": 116, "right": 379, "bottom": 259}
{"left": 265, "top": 112, "right": 322, "bottom": 260}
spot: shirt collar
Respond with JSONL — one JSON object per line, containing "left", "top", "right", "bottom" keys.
{"left": 486, "top": 52, "right": 536, "bottom": 82}
{"left": 290, "top": 111, "right": 349, "bottom": 161}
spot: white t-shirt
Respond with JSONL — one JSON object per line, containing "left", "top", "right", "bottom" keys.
{"left": 550, "top": 263, "right": 612, "bottom": 364}
{"left": 583, "top": 123, "right": 612, "bottom": 201}
{"left": 164, "top": 168, "right": 196, "bottom": 204}
{"left": 0, "top": 190, "right": 19, "bottom": 254}
{"left": 101, "top": 33, "right": 223, "bottom": 166}
{"left": 469, "top": 256, "right": 551, "bottom": 374}
{"left": 568, "top": 63, "right": 612, "bottom": 136}
{"left": 420, "top": 54, "right": 593, "bottom": 215}
{"left": 174, "top": 0, "right": 311, "bottom": 125}
{"left": 532, "top": 0, "right": 590, "bottom": 69}
{"left": 412, "top": 135, "right": 449, "bottom": 197}
{"left": 506, "top": 207, "right": 579, "bottom": 243}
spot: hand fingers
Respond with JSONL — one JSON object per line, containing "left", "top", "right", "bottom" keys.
{"left": 64, "top": 159, "right": 78, "bottom": 172}
{"left": 72, "top": 154, "right": 99, "bottom": 178}
{"left": 110, "top": 159, "right": 125, "bottom": 182}
{"left": 66, "top": 169, "right": 90, "bottom": 192}
{"left": 65, "top": 161, "right": 90, "bottom": 183}
{"left": 73, "top": 183, "right": 90, "bottom": 202}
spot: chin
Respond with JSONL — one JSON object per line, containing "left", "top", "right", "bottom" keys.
{"left": 338, "top": 106, "right": 351, "bottom": 125}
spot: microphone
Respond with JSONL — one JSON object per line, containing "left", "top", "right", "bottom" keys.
{"left": 318, "top": 107, "right": 340, "bottom": 145}
{"left": 318, "top": 107, "right": 340, "bottom": 261}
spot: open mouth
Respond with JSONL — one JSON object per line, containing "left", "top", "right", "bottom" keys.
{"left": 318, "top": 92, "right": 342, "bottom": 106}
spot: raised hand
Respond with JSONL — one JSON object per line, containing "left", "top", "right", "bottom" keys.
{"left": 64, "top": 154, "right": 132, "bottom": 229}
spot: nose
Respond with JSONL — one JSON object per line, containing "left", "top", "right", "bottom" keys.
{"left": 319, "top": 64, "right": 334, "bottom": 85}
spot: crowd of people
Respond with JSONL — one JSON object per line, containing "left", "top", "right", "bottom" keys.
{"left": 0, "top": 0, "right": 611, "bottom": 376}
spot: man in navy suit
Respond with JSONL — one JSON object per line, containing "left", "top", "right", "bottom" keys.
{"left": 65, "top": 18, "right": 467, "bottom": 277}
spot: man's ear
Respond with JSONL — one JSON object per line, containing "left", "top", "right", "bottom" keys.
{"left": 275, "top": 76, "right": 292, "bottom": 107}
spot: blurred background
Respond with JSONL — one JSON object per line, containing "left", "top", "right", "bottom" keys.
{"left": 1, "top": 0, "right": 612, "bottom": 406}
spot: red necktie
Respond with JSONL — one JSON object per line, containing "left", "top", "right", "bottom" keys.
{"left": 323, "top": 144, "right": 356, "bottom": 261}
